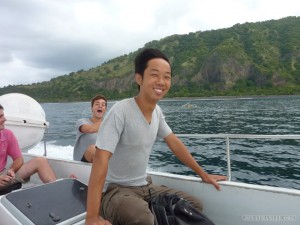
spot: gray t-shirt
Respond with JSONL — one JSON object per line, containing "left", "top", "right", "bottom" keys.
{"left": 96, "top": 98, "right": 172, "bottom": 191}
{"left": 73, "top": 118, "right": 98, "bottom": 161}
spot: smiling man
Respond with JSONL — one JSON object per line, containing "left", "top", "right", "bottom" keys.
{"left": 85, "top": 48, "right": 226, "bottom": 225}
{"left": 73, "top": 94, "right": 107, "bottom": 162}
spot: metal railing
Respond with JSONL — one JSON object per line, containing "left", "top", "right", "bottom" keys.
{"left": 42, "top": 131, "right": 75, "bottom": 156}
{"left": 177, "top": 134, "right": 300, "bottom": 181}
{"left": 41, "top": 132, "right": 300, "bottom": 182}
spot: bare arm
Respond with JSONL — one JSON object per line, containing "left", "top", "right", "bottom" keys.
{"left": 0, "top": 156, "right": 23, "bottom": 187}
{"left": 7, "top": 156, "right": 24, "bottom": 176}
{"left": 80, "top": 121, "right": 101, "bottom": 133}
{"left": 164, "top": 133, "right": 226, "bottom": 190}
{"left": 85, "top": 148, "right": 112, "bottom": 225}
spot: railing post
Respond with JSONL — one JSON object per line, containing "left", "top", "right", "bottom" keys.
{"left": 43, "top": 128, "right": 48, "bottom": 156}
{"left": 225, "top": 136, "right": 231, "bottom": 181}
{"left": 43, "top": 140, "right": 47, "bottom": 156}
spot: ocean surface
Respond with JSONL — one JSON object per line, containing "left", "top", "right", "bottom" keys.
{"left": 29, "top": 95, "right": 300, "bottom": 190}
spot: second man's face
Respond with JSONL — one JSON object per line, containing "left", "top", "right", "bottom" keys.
{"left": 92, "top": 99, "right": 107, "bottom": 119}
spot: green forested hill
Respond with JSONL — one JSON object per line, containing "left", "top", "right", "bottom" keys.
{"left": 1, "top": 16, "right": 300, "bottom": 102}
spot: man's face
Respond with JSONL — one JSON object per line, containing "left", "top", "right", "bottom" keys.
{"left": 0, "top": 109, "right": 6, "bottom": 130}
{"left": 92, "top": 99, "right": 107, "bottom": 119}
{"left": 136, "top": 58, "right": 171, "bottom": 101}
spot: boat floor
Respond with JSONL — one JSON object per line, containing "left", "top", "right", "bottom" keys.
{"left": 1, "top": 178, "right": 87, "bottom": 225}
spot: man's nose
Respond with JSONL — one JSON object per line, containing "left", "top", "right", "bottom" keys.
{"left": 157, "top": 76, "right": 165, "bottom": 85}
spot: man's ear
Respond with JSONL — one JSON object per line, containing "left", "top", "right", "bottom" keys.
{"left": 135, "top": 73, "right": 142, "bottom": 85}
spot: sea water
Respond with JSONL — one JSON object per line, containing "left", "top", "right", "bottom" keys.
{"left": 29, "top": 96, "right": 300, "bottom": 189}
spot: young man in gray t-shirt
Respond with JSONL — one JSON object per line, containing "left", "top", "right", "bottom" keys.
{"left": 85, "top": 48, "right": 226, "bottom": 225}
{"left": 73, "top": 94, "right": 107, "bottom": 162}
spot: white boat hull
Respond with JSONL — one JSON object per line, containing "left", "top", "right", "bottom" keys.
{"left": 1, "top": 154, "right": 298, "bottom": 225}
{"left": 150, "top": 171, "right": 300, "bottom": 225}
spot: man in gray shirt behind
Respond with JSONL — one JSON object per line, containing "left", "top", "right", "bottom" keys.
{"left": 73, "top": 94, "right": 107, "bottom": 163}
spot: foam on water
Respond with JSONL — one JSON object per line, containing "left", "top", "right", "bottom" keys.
{"left": 28, "top": 141, "right": 74, "bottom": 160}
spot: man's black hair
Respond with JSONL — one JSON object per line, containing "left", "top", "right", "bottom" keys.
{"left": 134, "top": 48, "right": 171, "bottom": 77}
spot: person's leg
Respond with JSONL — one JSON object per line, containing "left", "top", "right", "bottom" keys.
{"left": 16, "top": 157, "right": 56, "bottom": 183}
{"left": 83, "top": 144, "right": 96, "bottom": 163}
{"left": 102, "top": 185, "right": 154, "bottom": 225}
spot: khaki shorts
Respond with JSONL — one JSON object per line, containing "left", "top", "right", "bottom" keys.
{"left": 0, "top": 169, "right": 29, "bottom": 190}
{"left": 101, "top": 176, "right": 203, "bottom": 225}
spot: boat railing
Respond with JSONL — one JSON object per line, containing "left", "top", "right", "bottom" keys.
{"left": 177, "top": 134, "right": 300, "bottom": 181}
{"left": 42, "top": 131, "right": 75, "bottom": 156}
{"left": 41, "top": 132, "right": 300, "bottom": 182}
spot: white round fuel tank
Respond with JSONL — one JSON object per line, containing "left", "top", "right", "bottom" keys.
{"left": 0, "top": 93, "right": 49, "bottom": 151}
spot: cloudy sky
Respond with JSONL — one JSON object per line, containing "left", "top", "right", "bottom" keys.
{"left": 1, "top": 0, "right": 299, "bottom": 87}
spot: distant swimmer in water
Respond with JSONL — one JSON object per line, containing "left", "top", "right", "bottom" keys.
{"left": 182, "top": 103, "right": 197, "bottom": 108}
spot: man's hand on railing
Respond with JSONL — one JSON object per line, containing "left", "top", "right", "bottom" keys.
{"left": 201, "top": 173, "right": 227, "bottom": 191}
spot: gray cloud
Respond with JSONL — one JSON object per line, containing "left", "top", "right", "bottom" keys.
{"left": 0, "top": 0, "right": 299, "bottom": 87}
